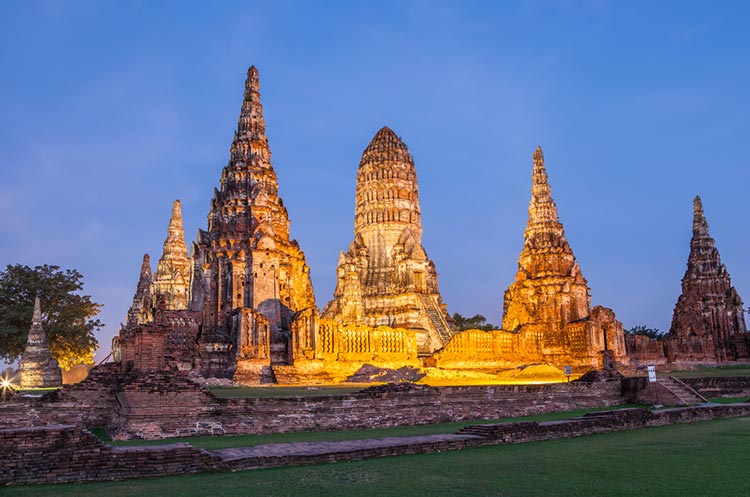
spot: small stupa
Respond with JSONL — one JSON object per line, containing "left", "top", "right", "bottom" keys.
{"left": 19, "top": 295, "right": 63, "bottom": 388}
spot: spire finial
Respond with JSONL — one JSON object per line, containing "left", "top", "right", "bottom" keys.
{"left": 528, "top": 145, "right": 558, "bottom": 224}
{"left": 244, "top": 65, "right": 260, "bottom": 98}
{"left": 139, "top": 253, "right": 152, "bottom": 279}
{"left": 32, "top": 294, "right": 42, "bottom": 325}
{"left": 533, "top": 146, "right": 544, "bottom": 166}
{"left": 692, "top": 195, "right": 710, "bottom": 238}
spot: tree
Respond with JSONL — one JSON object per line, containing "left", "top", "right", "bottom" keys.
{"left": 0, "top": 264, "right": 102, "bottom": 369}
{"left": 452, "top": 313, "right": 497, "bottom": 331}
{"left": 624, "top": 325, "right": 664, "bottom": 340}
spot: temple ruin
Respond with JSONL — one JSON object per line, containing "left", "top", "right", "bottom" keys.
{"left": 114, "top": 66, "right": 750, "bottom": 383}
{"left": 434, "top": 147, "right": 627, "bottom": 371}
{"left": 627, "top": 196, "right": 750, "bottom": 365}
{"left": 321, "top": 126, "right": 455, "bottom": 355}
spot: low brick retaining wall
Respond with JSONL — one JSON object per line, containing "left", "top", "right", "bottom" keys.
{"left": 0, "top": 425, "right": 222, "bottom": 485}
{"left": 3, "top": 403, "right": 749, "bottom": 485}
{"left": 112, "top": 377, "right": 624, "bottom": 440}
{"left": 680, "top": 377, "right": 750, "bottom": 398}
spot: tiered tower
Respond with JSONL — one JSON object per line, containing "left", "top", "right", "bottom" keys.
{"left": 503, "top": 146, "right": 590, "bottom": 337}
{"left": 19, "top": 296, "right": 62, "bottom": 388}
{"left": 501, "top": 147, "right": 626, "bottom": 366}
{"left": 322, "top": 127, "right": 453, "bottom": 354}
{"left": 668, "top": 196, "right": 747, "bottom": 360}
{"left": 152, "top": 200, "right": 190, "bottom": 310}
{"left": 190, "top": 66, "right": 317, "bottom": 375}
{"left": 125, "top": 254, "right": 154, "bottom": 328}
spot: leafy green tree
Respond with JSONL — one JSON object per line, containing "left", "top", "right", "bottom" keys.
{"left": 0, "top": 264, "right": 102, "bottom": 369}
{"left": 452, "top": 313, "right": 497, "bottom": 331}
{"left": 624, "top": 325, "right": 664, "bottom": 340}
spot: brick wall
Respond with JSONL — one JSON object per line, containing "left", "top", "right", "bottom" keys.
{"left": 111, "top": 377, "right": 623, "bottom": 440}
{"left": 0, "top": 425, "right": 221, "bottom": 485}
{"left": 681, "top": 376, "right": 750, "bottom": 398}
{"left": 4, "top": 403, "right": 750, "bottom": 486}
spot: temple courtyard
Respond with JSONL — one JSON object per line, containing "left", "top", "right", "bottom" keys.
{"left": 2, "top": 408, "right": 748, "bottom": 497}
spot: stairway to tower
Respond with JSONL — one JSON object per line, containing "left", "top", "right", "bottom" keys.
{"left": 418, "top": 294, "right": 454, "bottom": 345}
{"left": 657, "top": 376, "right": 708, "bottom": 405}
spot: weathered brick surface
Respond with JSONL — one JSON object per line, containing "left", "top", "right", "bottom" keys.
{"left": 111, "top": 377, "right": 623, "bottom": 440}
{"left": 0, "top": 364, "right": 120, "bottom": 430}
{"left": 0, "top": 425, "right": 221, "bottom": 485}
{"left": 680, "top": 376, "right": 750, "bottom": 398}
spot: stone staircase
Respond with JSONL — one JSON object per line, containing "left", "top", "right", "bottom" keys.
{"left": 259, "top": 366, "right": 277, "bottom": 384}
{"left": 657, "top": 375, "right": 708, "bottom": 405}
{"left": 418, "top": 294, "right": 454, "bottom": 344}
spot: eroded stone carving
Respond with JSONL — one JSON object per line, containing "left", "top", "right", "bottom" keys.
{"left": 321, "top": 127, "right": 454, "bottom": 354}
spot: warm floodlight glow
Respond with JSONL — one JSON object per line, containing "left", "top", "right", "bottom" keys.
{"left": 0, "top": 370, "right": 17, "bottom": 400}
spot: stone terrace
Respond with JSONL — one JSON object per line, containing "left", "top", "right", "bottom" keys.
{"left": 3, "top": 403, "right": 749, "bottom": 485}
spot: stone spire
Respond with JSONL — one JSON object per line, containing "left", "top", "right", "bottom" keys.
{"left": 28, "top": 295, "right": 45, "bottom": 346}
{"left": 125, "top": 254, "right": 153, "bottom": 328}
{"left": 322, "top": 126, "right": 454, "bottom": 354}
{"left": 692, "top": 195, "right": 709, "bottom": 238}
{"left": 528, "top": 146, "right": 560, "bottom": 226}
{"left": 669, "top": 196, "right": 746, "bottom": 348}
{"left": 502, "top": 146, "right": 590, "bottom": 335}
{"left": 190, "top": 65, "right": 316, "bottom": 374}
{"left": 19, "top": 295, "right": 62, "bottom": 388}
{"left": 153, "top": 200, "right": 190, "bottom": 310}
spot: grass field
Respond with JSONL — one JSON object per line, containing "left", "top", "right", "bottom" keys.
{"left": 669, "top": 365, "right": 750, "bottom": 378}
{"left": 91, "top": 404, "right": 643, "bottom": 449}
{"left": 7, "top": 416, "right": 750, "bottom": 497}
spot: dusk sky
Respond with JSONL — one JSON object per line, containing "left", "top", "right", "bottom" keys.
{"left": 2, "top": 1, "right": 749, "bottom": 363}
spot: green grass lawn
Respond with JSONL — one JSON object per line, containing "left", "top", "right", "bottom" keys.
{"left": 670, "top": 365, "right": 750, "bottom": 378}
{"left": 91, "top": 404, "right": 643, "bottom": 450}
{"left": 708, "top": 396, "right": 750, "bottom": 404}
{"left": 7, "top": 417, "right": 750, "bottom": 497}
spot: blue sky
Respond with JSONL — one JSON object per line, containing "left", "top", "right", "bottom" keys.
{"left": 1, "top": 1, "right": 749, "bottom": 362}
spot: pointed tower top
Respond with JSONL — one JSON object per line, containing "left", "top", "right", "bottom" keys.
{"left": 139, "top": 253, "right": 152, "bottom": 278}
{"left": 244, "top": 65, "right": 260, "bottom": 99}
{"left": 164, "top": 200, "right": 187, "bottom": 247}
{"left": 233, "top": 65, "right": 268, "bottom": 157}
{"left": 533, "top": 145, "right": 544, "bottom": 166}
{"left": 32, "top": 294, "right": 42, "bottom": 325}
{"left": 24, "top": 293, "right": 48, "bottom": 348}
{"left": 692, "top": 195, "right": 710, "bottom": 238}
{"left": 528, "top": 145, "right": 559, "bottom": 225}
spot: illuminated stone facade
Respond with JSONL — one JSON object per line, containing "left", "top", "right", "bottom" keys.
{"left": 321, "top": 127, "right": 454, "bottom": 354}
{"left": 437, "top": 147, "right": 627, "bottom": 370}
{"left": 189, "top": 66, "right": 317, "bottom": 377}
{"left": 118, "top": 67, "right": 750, "bottom": 383}
{"left": 118, "top": 67, "right": 318, "bottom": 380}
{"left": 152, "top": 200, "right": 190, "bottom": 311}
{"left": 19, "top": 296, "right": 62, "bottom": 388}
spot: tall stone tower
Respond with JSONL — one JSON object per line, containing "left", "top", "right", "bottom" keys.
{"left": 321, "top": 126, "right": 453, "bottom": 354}
{"left": 503, "top": 147, "right": 590, "bottom": 337}
{"left": 19, "top": 296, "right": 62, "bottom": 388}
{"left": 668, "top": 196, "right": 747, "bottom": 360}
{"left": 190, "top": 66, "right": 317, "bottom": 375}
{"left": 153, "top": 200, "right": 190, "bottom": 310}
{"left": 500, "top": 147, "right": 627, "bottom": 367}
